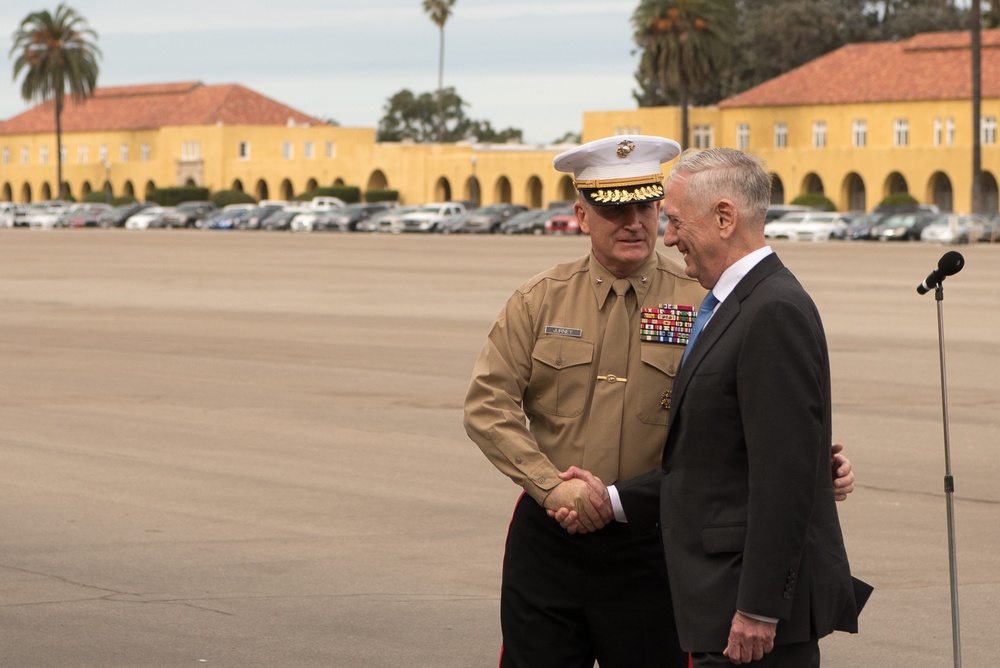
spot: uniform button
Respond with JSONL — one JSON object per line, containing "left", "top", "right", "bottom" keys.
{"left": 783, "top": 592, "right": 791, "bottom": 600}
{"left": 537, "top": 477, "right": 547, "bottom": 484}
{"left": 514, "top": 457, "right": 523, "bottom": 464}
{"left": 662, "top": 465, "right": 671, "bottom": 474}
{"left": 555, "top": 357, "right": 563, "bottom": 367}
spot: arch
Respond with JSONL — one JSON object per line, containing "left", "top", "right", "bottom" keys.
{"left": 366, "top": 170, "right": 388, "bottom": 191}
{"left": 80, "top": 181, "right": 92, "bottom": 198}
{"left": 801, "top": 173, "right": 824, "bottom": 195}
{"left": 769, "top": 174, "right": 785, "bottom": 204}
{"left": 22, "top": 182, "right": 33, "bottom": 203}
{"left": 842, "top": 173, "right": 866, "bottom": 212}
{"left": 255, "top": 179, "right": 269, "bottom": 201}
{"left": 928, "top": 172, "right": 953, "bottom": 213}
{"left": 232, "top": 179, "right": 244, "bottom": 192}
{"left": 306, "top": 177, "right": 319, "bottom": 192}
{"left": 465, "top": 177, "right": 481, "bottom": 207}
{"left": 493, "top": 176, "right": 513, "bottom": 204}
{"left": 184, "top": 177, "right": 196, "bottom": 187}
{"left": 102, "top": 180, "right": 112, "bottom": 201}
{"left": 60, "top": 181, "right": 71, "bottom": 200}
{"left": 979, "top": 171, "right": 998, "bottom": 214}
{"left": 41, "top": 182, "right": 53, "bottom": 200}
{"left": 144, "top": 180, "right": 157, "bottom": 201}
{"left": 122, "top": 181, "right": 135, "bottom": 200}
{"left": 885, "top": 172, "right": 908, "bottom": 196}
{"left": 4, "top": 182, "right": 15, "bottom": 201}
{"left": 556, "top": 175, "right": 576, "bottom": 202}
{"left": 433, "top": 176, "right": 452, "bottom": 202}
{"left": 525, "top": 176, "right": 543, "bottom": 209}
{"left": 280, "top": 179, "right": 294, "bottom": 201}
{"left": 333, "top": 177, "right": 346, "bottom": 186}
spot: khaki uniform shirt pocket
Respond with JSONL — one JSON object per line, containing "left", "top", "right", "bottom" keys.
{"left": 636, "top": 344, "right": 683, "bottom": 426}
{"left": 529, "top": 336, "right": 594, "bottom": 418}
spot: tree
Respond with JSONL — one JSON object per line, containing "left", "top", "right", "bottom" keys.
{"left": 422, "top": 0, "right": 457, "bottom": 143}
{"left": 10, "top": 3, "right": 100, "bottom": 200}
{"left": 631, "top": 0, "right": 737, "bottom": 149}
{"left": 376, "top": 87, "right": 522, "bottom": 143}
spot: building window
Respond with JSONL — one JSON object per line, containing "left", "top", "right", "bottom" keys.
{"left": 120, "top": 144, "right": 129, "bottom": 163}
{"left": 933, "top": 118, "right": 943, "bottom": 146}
{"left": 78, "top": 145, "right": 89, "bottom": 164}
{"left": 303, "top": 141, "right": 314, "bottom": 159}
{"left": 182, "top": 141, "right": 201, "bottom": 161}
{"left": 325, "top": 141, "right": 336, "bottom": 159}
{"left": 946, "top": 117, "right": 955, "bottom": 146}
{"left": 238, "top": 141, "right": 250, "bottom": 160}
{"left": 736, "top": 123, "right": 750, "bottom": 151}
{"left": 21, "top": 146, "right": 29, "bottom": 164}
{"left": 774, "top": 122, "right": 787, "bottom": 149}
{"left": 692, "top": 125, "right": 713, "bottom": 149}
{"left": 982, "top": 116, "right": 997, "bottom": 145}
{"left": 2, "top": 147, "right": 9, "bottom": 165}
{"left": 99, "top": 144, "right": 108, "bottom": 163}
{"left": 40, "top": 146, "right": 48, "bottom": 164}
{"left": 852, "top": 120, "right": 867, "bottom": 148}
{"left": 812, "top": 121, "right": 827, "bottom": 149}
{"left": 282, "top": 141, "right": 293, "bottom": 159}
{"left": 60, "top": 145, "right": 67, "bottom": 164}
{"left": 140, "top": 143, "right": 150, "bottom": 162}
{"left": 893, "top": 119, "right": 909, "bottom": 147}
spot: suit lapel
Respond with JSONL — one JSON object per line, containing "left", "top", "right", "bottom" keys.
{"left": 667, "top": 254, "right": 786, "bottom": 438}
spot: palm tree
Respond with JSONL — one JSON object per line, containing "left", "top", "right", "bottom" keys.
{"left": 422, "top": 0, "right": 457, "bottom": 143}
{"left": 632, "top": 0, "right": 735, "bottom": 150}
{"left": 10, "top": 3, "right": 101, "bottom": 200}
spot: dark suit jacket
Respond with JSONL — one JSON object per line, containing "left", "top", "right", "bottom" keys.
{"left": 617, "top": 253, "right": 868, "bottom": 652}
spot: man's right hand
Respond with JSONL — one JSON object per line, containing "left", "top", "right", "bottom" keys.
{"left": 544, "top": 467, "right": 612, "bottom": 534}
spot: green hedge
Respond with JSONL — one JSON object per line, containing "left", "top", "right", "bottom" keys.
{"left": 149, "top": 186, "right": 210, "bottom": 206}
{"left": 83, "top": 191, "right": 112, "bottom": 203}
{"left": 877, "top": 192, "right": 919, "bottom": 208}
{"left": 790, "top": 192, "right": 836, "bottom": 211}
{"left": 365, "top": 189, "right": 399, "bottom": 203}
{"left": 211, "top": 189, "right": 256, "bottom": 208}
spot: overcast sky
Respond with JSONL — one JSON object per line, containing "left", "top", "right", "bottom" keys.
{"left": 1, "top": 0, "right": 642, "bottom": 144}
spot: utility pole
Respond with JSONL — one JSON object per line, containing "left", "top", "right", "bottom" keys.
{"left": 971, "top": 0, "right": 983, "bottom": 214}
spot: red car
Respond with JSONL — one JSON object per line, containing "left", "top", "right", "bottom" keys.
{"left": 544, "top": 206, "right": 580, "bottom": 234}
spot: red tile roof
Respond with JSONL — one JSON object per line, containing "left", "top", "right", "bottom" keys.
{"left": 0, "top": 81, "right": 328, "bottom": 134}
{"left": 721, "top": 29, "right": 1000, "bottom": 108}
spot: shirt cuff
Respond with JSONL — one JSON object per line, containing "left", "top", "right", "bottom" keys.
{"left": 608, "top": 485, "right": 627, "bottom": 523}
{"left": 739, "top": 611, "right": 779, "bottom": 624}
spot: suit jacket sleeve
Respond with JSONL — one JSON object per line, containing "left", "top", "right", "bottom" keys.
{"left": 736, "top": 296, "right": 827, "bottom": 619}
{"left": 615, "top": 468, "right": 665, "bottom": 535}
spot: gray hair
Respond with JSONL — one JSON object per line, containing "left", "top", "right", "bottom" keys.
{"left": 668, "top": 148, "right": 771, "bottom": 223}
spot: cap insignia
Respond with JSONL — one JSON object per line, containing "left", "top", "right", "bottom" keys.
{"left": 616, "top": 140, "right": 636, "bottom": 159}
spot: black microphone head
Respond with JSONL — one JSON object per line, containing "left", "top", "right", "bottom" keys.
{"left": 938, "top": 251, "right": 965, "bottom": 277}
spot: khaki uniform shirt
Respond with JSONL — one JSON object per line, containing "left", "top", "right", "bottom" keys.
{"left": 464, "top": 250, "right": 705, "bottom": 504}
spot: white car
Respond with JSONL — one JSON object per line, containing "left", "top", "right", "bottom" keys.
{"left": 361, "top": 205, "right": 421, "bottom": 233}
{"left": 919, "top": 214, "right": 988, "bottom": 244}
{"left": 763, "top": 211, "right": 851, "bottom": 242}
{"left": 398, "top": 202, "right": 466, "bottom": 233}
{"left": 124, "top": 206, "right": 172, "bottom": 229}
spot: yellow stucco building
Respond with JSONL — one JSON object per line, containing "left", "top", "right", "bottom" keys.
{"left": 3, "top": 29, "right": 1000, "bottom": 214}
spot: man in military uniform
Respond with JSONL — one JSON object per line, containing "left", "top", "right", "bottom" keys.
{"left": 463, "top": 136, "right": 854, "bottom": 668}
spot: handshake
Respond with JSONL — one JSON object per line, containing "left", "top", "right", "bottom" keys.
{"left": 543, "top": 466, "right": 613, "bottom": 534}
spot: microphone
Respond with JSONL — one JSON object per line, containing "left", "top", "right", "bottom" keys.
{"left": 917, "top": 251, "right": 965, "bottom": 294}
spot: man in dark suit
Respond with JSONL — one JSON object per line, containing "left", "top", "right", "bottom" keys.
{"left": 556, "top": 147, "right": 869, "bottom": 666}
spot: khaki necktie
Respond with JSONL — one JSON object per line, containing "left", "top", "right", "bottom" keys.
{"left": 583, "top": 278, "right": 631, "bottom": 483}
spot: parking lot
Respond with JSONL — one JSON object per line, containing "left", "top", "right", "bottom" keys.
{"left": 1, "top": 230, "right": 998, "bottom": 666}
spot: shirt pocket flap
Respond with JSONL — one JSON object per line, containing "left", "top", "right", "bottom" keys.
{"left": 532, "top": 336, "right": 594, "bottom": 370}
{"left": 640, "top": 345, "right": 682, "bottom": 377}
{"left": 701, "top": 524, "right": 747, "bottom": 554}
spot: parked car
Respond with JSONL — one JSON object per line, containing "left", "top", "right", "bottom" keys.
{"left": 840, "top": 212, "right": 886, "bottom": 240}
{"left": 260, "top": 207, "right": 310, "bottom": 231}
{"left": 763, "top": 211, "right": 853, "bottom": 241}
{"left": 398, "top": 202, "right": 465, "bottom": 232}
{"left": 765, "top": 204, "right": 815, "bottom": 223}
{"left": 97, "top": 202, "right": 154, "bottom": 228}
{"left": 160, "top": 201, "right": 216, "bottom": 228}
{"left": 25, "top": 201, "right": 73, "bottom": 229}
{"left": 499, "top": 208, "right": 549, "bottom": 234}
{"left": 321, "top": 202, "right": 395, "bottom": 232}
{"left": 290, "top": 209, "right": 349, "bottom": 233}
{"left": 871, "top": 212, "right": 938, "bottom": 241}
{"left": 919, "top": 213, "right": 989, "bottom": 244}
{"left": 310, "top": 196, "right": 346, "bottom": 211}
{"left": 203, "top": 209, "right": 247, "bottom": 230}
{"left": 61, "top": 204, "right": 113, "bottom": 228}
{"left": 0, "top": 202, "right": 26, "bottom": 227}
{"left": 362, "top": 205, "right": 421, "bottom": 233}
{"left": 447, "top": 204, "right": 529, "bottom": 233}
{"left": 544, "top": 206, "right": 581, "bottom": 234}
{"left": 125, "top": 206, "right": 174, "bottom": 229}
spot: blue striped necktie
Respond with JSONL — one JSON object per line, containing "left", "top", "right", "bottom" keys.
{"left": 682, "top": 291, "right": 719, "bottom": 366}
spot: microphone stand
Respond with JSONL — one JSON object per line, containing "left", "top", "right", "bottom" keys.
{"left": 934, "top": 283, "right": 962, "bottom": 668}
